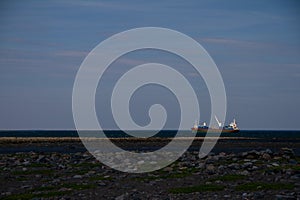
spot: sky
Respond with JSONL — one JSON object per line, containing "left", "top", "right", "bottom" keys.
{"left": 0, "top": 0, "right": 300, "bottom": 130}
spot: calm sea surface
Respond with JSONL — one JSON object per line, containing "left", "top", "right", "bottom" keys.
{"left": 0, "top": 130, "right": 300, "bottom": 138}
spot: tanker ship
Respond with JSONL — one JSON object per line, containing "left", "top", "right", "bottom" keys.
{"left": 191, "top": 116, "right": 239, "bottom": 133}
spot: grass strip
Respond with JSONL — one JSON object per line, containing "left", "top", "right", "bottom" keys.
{"left": 169, "top": 184, "right": 225, "bottom": 194}
{"left": 236, "top": 182, "right": 294, "bottom": 191}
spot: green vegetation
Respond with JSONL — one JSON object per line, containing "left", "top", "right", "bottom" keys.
{"left": 2, "top": 182, "right": 97, "bottom": 200}
{"left": 70, "top": 162, "right": 101, "bottom": 168}
{"left": 12, "top": 169, "right": 53, "bottom": 175}
{"left": 60, "top": 183, "right": 96, "bottom": 190}
{"left": 133, "top": 167, "right": 198, "bottom": 181}
{"left": 89, "top": 175, "right": 112, "bottom": 181}
{"left": 289, "top": 165, "right": 300, "bottom": 171}
{"left": 26, "top": 163, "right": 52, "bottom": 168}
{"left": 169, "top": 184, "right": 225, "bottom": 194}
{"left": 263, "top": 164, "right": 300, "bottom": 172}
{"left": 208, "top": 174, "right": 246, "bottom": 182}
{"left": 236, "top": 182, "right": 294, "bottom": 191}
{"left": 71, "top": 169, "right": 91, "bottom": 175}
{"left": 2, "top": 191, "right": 72, "bottom": 200}
{"left": 34, "top": 183, "right": 96, "bottom": 191}
{"left": 15, "top": 177, "right": 28, "bottom": 181}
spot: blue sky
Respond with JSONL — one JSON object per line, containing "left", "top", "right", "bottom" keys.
{"left": 0, "top": 0, "right": 300, "bottom": 130}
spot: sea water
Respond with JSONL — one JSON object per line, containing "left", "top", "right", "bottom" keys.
{"left": 0, "top": 130, "right": 300, "bottom": 138}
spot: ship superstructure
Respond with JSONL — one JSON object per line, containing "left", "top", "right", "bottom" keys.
{"left": 192, "top": 116, "right": 239, "bottom": 133}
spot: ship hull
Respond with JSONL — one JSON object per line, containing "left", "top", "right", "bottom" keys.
{"left": 191, "top": 128, "right": 239, "bottom": 133}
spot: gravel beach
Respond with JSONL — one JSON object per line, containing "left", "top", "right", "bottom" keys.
{"left": 0, "top": 138, "right": 300, "bottom": 199}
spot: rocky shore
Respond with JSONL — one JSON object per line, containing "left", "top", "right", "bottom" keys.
{"left": 1, "top": 145, "right": 300, "bottom": 199}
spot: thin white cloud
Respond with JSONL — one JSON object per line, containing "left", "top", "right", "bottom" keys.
{"left": 64, "top": 0, "right": 146, "bottom": 12}
{"left": 56, "top": 50, "right": 89, "bottom": 57}
{"left": 200, "top": 37, "right": 269, "bottom": 48}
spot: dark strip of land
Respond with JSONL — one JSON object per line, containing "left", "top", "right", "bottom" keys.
{"left": 0, "top": 137, "right": 300, "bottom": 155}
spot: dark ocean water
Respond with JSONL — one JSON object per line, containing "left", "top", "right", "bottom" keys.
{"left": 0, "top": 130, "right": 300, "bottom": 138}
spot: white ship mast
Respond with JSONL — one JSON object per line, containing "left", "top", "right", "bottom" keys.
{"left": 214, "top": 115, "right": 222, "bottom": 128}
{"left": 193, "top": 120, "right": 198, "bottom": 129}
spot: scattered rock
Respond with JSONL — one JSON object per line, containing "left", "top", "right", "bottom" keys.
{"left": 0, "top": 148, "right": 299, "bottom": 199}
{"left": 206, "top": 164, "right": 215, "bottom": 173}
{"left": 240, "top": 170, "right": 250, "bottom": 176}
{"left": 271, "top": 162, "right": 280, "bottom": 167}
{"left": 262, "top": 153, "right": 271, "bottom": 160}
{"left": 163, "top": 167, "right": 173, "bottom": 172}
{"left": 265, "top": 149, "right": 273, "bottom": 155}
{"left": 242, "top": 162, "right": 253, "bottom": 168}
{"left": 281, "top": 148, "right": 295, "bottom": 157}
{"left": 228, "top": 163, "right": 240, "bottom": 170}
{"left": 73, "top": 175, "right": 82, "bottom": 179}
{"left": 115, "top": 193, "right": 127, "bottom": 200}
{"left": 97, "top": 181, "right": 106, "bottom": 186}
{"left": 275, "top": 194, "right": 295, "bottom": 200}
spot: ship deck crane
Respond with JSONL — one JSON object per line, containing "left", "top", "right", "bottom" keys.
{"left": 214, "top": 115, "right": 222, "bottom": 128}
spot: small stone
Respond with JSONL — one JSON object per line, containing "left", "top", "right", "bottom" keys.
{"left": 289, "top": 159, "right": 297, "bottom": 165}
{"left": 265, "top": 149, "right": 273, "bottom": 154}
{"left": 218, "top": 165, "right": 225, "bottom": 171}
{"left": 57, "top": 164, "right": 65, "bottom": 169}
{"left": 73, "top": 175, "right": 82, "bottom": 179}
{"left": 240, "top": 170, "right": 250, "bottom": 176}
{"left": 223, "top": 194, "right": 231, "bottom": 198}
{"left": 59, "top": 187, "right": 72, "bottom": 192}
{"left": 37, "top": 155, "right": 46, "bottom": 162}
{"left": 97, "top": 181, "right": 106, "bottom": 186}
{"left": 115, "top": 193, "right": 126, "bottom": 200}
{"left": 22, "top": 161, "right": 30, "bottom": 165}
{"left": 262, "top": 153, "right": 271, "bottom": 160}
{"left": 271, "top": 163, "right": 280, "bottom": 167}
{"left": 21, "top": 185, "right": 31, "bottom": 189}
{"left": 254, "top": 192, "right": 264, "bottom": 199}
{"left": 275, "top": 194, "right": 295, "bottom": 200}
{"left": 274, "top": 176, "right": 282, "bottom": 182}
{"left": 228, "top": 163, "right": 240, "bottom": 170}
{"left": 290, "top": 174, "right": 300, "bottom": 179}
{"left": 198, "top": 163, "right": 205, "bottom": 169}
{"left": 206, "top": 164, "right": 215, "bottom": 172}
{"left": 243, "top": 162, "right": 253, "bottom": 168}
{"left": 163, "top": 167, "right": 173, "bottom": 172}
{"left": 206, "top": 158, "right": 216, "bottom": 164}
{"left": 241, "top": 152, "right": 248, "bottom": 157}
{"left": 219, "top": 152, "right": 226, "bottom": 157}
{"left": 52, "top": 178, "right": 60, "bottom": 183}
{"left": 281, "top": 148, "right": 295, "bottom": 156}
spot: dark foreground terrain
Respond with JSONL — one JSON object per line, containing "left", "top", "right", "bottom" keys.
{"left": 0, "top": 138, "right": 300, "bottom": 199}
